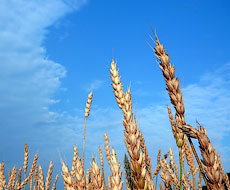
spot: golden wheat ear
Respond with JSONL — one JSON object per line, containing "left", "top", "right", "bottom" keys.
{"left": 152, "top": 32, "right": 227, "bottom": 190}
{"left": 110, "top": 59, "right": 153, "bottom": 189}
{"left": 83, "top": 91, "right": 93, "bottom": 172}
{"left": 103, "top": 134, "right": 123, "bottom": 190}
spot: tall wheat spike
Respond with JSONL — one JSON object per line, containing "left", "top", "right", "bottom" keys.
{"left": 83, "top": 92, "right": 93, "bottom": 172}
{"left": 110, "top": 59, "right": 151, "bottom": 189}
{"left": 150, "top": 32, "right": 210, "bottom": 189}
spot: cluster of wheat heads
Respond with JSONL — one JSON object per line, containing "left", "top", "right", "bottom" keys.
{"left": 0, "top": 144, "right": 58, "bottom": 190}
{"left": 1, "top": 33, "right": 230, "bottom": 190}
{"left": 60, "top": 34, "right": 229, "bottom": 189}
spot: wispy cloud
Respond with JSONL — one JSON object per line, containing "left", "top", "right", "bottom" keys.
{"left": 0, "top": 0, "right": 86, "bottom": 188}
{"left": 85, "top": 79, "right": 104, "bottom": 92}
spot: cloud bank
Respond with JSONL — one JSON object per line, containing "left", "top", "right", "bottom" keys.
{"left": 0, "top": 0, "right": 86, "bottom": 188}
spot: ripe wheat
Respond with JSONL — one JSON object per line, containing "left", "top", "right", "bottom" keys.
{"left": 0, "top": 32, "right": 229, "bottom": 190}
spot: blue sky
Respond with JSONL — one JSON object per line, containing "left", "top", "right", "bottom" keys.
{"left": 0, "top": 0, "right": 229, "bottom": 189}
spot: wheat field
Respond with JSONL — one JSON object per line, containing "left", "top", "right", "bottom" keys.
{"left": 0, "top": 33, "right": 229, "bottom": 190}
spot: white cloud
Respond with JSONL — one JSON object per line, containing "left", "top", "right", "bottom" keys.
{"left": 86, "top": 79, "right": 104, "bottom": 92}
{"left": 0, "top": 0, "right": 86, "bottom": 188}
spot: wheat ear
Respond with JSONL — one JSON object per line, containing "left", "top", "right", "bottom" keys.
{"left": 110, "top": 59, "right": 149, "bottom": 189}
{"left": 124, "top": 154, "right": 133, "bottom": 190}
{"left": 33, "top": 166, "right": 38, "bottom": 190}
{"left": 160, "top": 158, "right": 171, "bottom": 190}
{"left": 152, "top": 32, "right": 209, "bottom": 189}
{"left": 61, "top": 161, "right": 75, "bottom": 190}
{"left": 38, "top": 166, "right": 45, "bottom": 190}
{"left": 104, "top": 134, "right": 123, "bottom": 190}
{"left": 83, "top": 91, "right": 93, "bottom": 172}
{"left": 98, "top": 146, "right": 106, "bottom": 189}
{"left": 75, "top": 157, "right": 86, "bottom": 189}
{"left": 17, "top": 176, "right": 29, "bottom": 190}
{"left": 0, "top": 163, "right": 6, "bottom": 189}
{"left": 139, "top": 131, "right": 152, "bottom": 176}
{"left": 181, "top": 123, "right": 225, "bottom": 190}
{"left": 71, "top": 146, "right": 78, "bottom": 179}
{"left": 45, "top": 161, "right": 53, "bottom": 190}
{"left": 104, "top": 133, "right": 112, "bottom": 168}
{"left": 51, "top": 175, "right": 58, "bottom": 190}
{"left": 90, "top": 159, "right": 104, "bottom": 190}
{"left": 224, "top": 173, "right": 230, "bottom": 190}
{"left": 108, "top": 148, "right": 123, "bottom": 190}
{"left": 24, "top": 144, "right": 29, "bottom": 181}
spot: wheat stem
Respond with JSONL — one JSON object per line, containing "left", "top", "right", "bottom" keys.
{"left": 179, "top": 149, "right": 182, "bottom": 190}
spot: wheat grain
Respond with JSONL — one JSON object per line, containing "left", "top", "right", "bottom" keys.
{"left": 45, "top": 161, "right": 54, "bottom": 190}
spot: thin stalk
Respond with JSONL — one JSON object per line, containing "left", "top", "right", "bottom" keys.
{"left": 193, "top": 174, "right": 196, "bottom": 190}
{"left": 179, "top": 148, "right": 182, "bottom": 190}
{"left": 82, "top": 118, "right": 87, "bottom": 171}
{"left": 155, "top": 174, "right": 158, "bottom": 189}
{"left": 188, "top": 137, "right": 209, "bottom": 190}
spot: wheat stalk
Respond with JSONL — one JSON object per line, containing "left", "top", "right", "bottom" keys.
{"left": 83, "top": 91, "right": 93, "bottom": 172}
